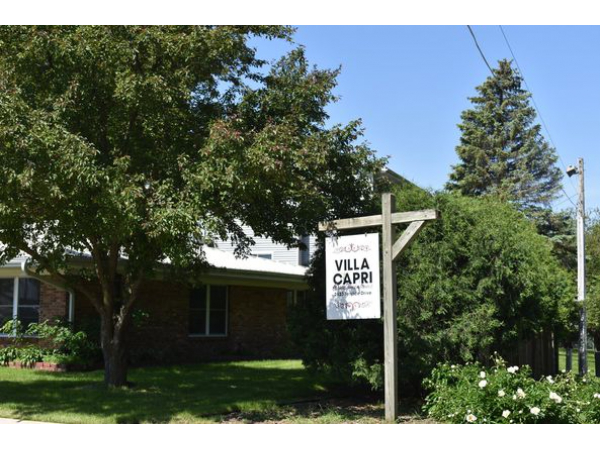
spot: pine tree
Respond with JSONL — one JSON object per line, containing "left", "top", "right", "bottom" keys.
{"left": 447, "top": 59, "right": 562, "bottom": 210}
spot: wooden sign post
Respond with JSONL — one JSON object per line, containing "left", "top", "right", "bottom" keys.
{"left": 319, "top": 193, "right": 439, "bottom": 422}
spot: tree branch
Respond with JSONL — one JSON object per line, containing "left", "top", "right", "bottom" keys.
{"left": 17, "top": 241, "right": 101, "bottom": 311}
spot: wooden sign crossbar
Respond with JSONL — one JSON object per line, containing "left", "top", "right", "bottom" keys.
{"left": 318, "top": 194, "right": 439, "bottom": 422}
{"left": 318, "top": 209, "right": 438, "bottom": 233}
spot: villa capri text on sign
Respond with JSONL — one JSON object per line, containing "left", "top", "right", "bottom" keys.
{"left": 325, "top": 233, "right": 381, "bottom": 320}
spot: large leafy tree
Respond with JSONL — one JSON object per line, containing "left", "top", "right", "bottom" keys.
{"left": 447, "top": 59, "right": 562, "bottom": 210}
{"left": 0, "top": 26, "right": 384, "bottom": 386}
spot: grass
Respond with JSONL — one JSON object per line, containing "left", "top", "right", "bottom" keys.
{"left": 558, "top": 349, "right": 598, "bottom": 377}
{"left": 0, "top": 360, "right": 350, "bottom": 424}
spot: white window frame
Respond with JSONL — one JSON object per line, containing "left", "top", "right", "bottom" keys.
{"left": 252, "top": 252, "right": 274, "bottom": 260}
{"left": 189, "top": 285, "right": 228, "bottom": 338}
{"left": 0, "top": 277, "right": 41, "bottom": 337}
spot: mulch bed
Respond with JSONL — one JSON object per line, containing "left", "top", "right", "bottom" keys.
{"left": 220, "top": 396, "right": 434, "bottom": 424}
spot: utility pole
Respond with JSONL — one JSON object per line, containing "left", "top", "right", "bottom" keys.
{"left": 568, "top": 158, "right": 587, "bottom": 375}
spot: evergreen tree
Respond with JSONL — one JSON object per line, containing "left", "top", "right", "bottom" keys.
{"left": 447, "top": 59, "right": 562, "bottom": 210}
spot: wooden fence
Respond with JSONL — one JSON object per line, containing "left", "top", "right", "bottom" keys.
{"left": 504, "top": 330, "right": 558, "bottom": 378}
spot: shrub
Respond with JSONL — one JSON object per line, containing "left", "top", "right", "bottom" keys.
{"left": 289, "top": 191, "right": 575, "bottom": 393}
{"left": 423, "top": 356, "right": 600, "bottom": 424}
{"left": 27, "top": 321, "right": 100, "bottom": 368}
{"left": 17, "top": 346, "right": 45, "bottom": 367}
{"left": 0, "top": 346, "right": 19, "bottom": 365}
{"left": 0, "top": 319, "right": 100, "bottom": 369}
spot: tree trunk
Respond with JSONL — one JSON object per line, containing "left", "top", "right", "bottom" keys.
{"left": 103, "top": 340, "right": 128, "bottom": 387}
{"left": 100, "top": 312, "right": 129, "bottom": 387}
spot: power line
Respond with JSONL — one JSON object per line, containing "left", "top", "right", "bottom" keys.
{"left": 498, "top": 25, "right": 579, "bottom": 201}
{"left": 554, "top": 193, "right": 578, "bottom": 209}
{"left": 465, "top": 26, "right": 577, "bottom": 209}
{"left": 466, "top": 25, "right": 494, "bottom": 75}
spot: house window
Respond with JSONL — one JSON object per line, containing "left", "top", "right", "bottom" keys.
{"left": 253, "top": 253, "right": 273, "bottom": 260}
{"left": 0, "top": 278, "right": 41, "bottom": 331}
{"left": 189, "top": 285, "right": 228, "bottom": 336}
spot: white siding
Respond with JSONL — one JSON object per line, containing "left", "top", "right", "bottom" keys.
{"left": 212, "top": 225, "right": 316, "bottom": 266}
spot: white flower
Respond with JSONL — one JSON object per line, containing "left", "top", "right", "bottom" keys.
{"left": 576, "top": 408, "right": 581, "bottom": 413}
{"left": 466, "top": 414, "right": 477, "bottom": 423}
{"left": 593, "top": 393, "right": 600, "bottom": 399}
{"left": 512, "top": 395, "right": 517, "bottom": 400}
{"left": 502, "top": 410, "right": 511, "bottom": 418}
{"left": 516, "top": 388, "right": 526, "bottom": 399}
{"left": 451, "top": 365, "right": 456, "bottom": 369}
{"left": 507, "top": 366, "right": 519, "bottom": 374}
{"left": 549, "top": 392, "right": 562, "bottom": 403}
{"left": 479, "top": 380, "right": 488, "bottom": 388}
{"left": 479, "top": 371, "right": 486, "bottom": 379}
{"left": 546, "top": 376, "right": 554, "bottom": 384}
{"left": 498, "top": 390, "right": 506, "bottom": 398}
{"left": 530, "top": 407, "right": 541, "bottom": 416}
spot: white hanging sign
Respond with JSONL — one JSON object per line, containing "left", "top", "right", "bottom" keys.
{"left": 325, "top": 233, "right": 381, "bottom": 320}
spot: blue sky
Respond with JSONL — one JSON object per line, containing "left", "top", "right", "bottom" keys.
{"left": 251, "top": 26, "right": 600, "bottom": 212}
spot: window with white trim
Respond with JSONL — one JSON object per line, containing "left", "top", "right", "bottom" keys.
{"left": 0, "top": 278, "right": 41, "bottom": 330}
{"left": 189, "top": 285, "right": 228, "bottom": 336}
{"left": 252, "top": 253, "right": 273, "bottom": 260}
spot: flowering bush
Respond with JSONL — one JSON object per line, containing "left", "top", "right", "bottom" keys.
{"left": 423, "top": 356, "right": 600, "bottom": 424}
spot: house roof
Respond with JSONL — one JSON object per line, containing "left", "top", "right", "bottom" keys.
{"left": 202, "top": 246, "right": 306, "bottom": 277}
{"left": 0, "top": 253, "right": 30, "bottom": 269}
{"left": 0, "top": 247, "right": 308, "bottom": 288}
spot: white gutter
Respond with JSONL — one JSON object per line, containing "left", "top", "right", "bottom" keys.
{"left": 21, "top": 259, "right": 75, "bottom": 324}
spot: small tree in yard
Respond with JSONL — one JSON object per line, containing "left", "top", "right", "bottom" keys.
{"left": 0, "top": 26, "right": 384, "bottom": 386}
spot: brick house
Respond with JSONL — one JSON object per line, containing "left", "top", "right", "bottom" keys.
{"left": 0, "top": 246, "right": 308, "bottom": 362}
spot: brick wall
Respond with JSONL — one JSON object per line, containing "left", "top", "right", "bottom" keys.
{"left": 73, "top": 280, "right": 293, "bottom": 363}
{"left": 39, "top": 283, "right": 69, "bottom": 323}
{"left": 226, "top": 285, "right": 289, "bottom": 357}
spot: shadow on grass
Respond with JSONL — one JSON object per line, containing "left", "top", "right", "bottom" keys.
{"left": 0, "top": 361, "right": 340, "bottom": 423}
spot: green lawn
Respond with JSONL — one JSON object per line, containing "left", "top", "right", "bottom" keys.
{"left": 558, "top": 349, "right": 598, "bottom": 377}
{"left": 0, "top": 360, "right": 342, "bottom": 423}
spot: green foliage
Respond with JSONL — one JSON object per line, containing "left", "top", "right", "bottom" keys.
{"left": 586, "top": 209, "right": 600, "bottom": 347}
{"left": 27, "top": 321, "right": 100, "bottom": 367}
{"left": 529, "top": 207, "right": 577, "bottom": 273}
{"left": 0, "top": 346, "right": 19, "bottom": 365}
{"left": 0, "top": 318, "right": 26, "bottom": 342}
{"left": 423, "top": 357, "right": 600, "bottom": 424}
{"left": 395, "top": 190, "right": 574, "bottom": 391}
{"left": 290, "top": 191, "right": 575, "bottom": 393}
{"left": 0, "top": 319, "right": 99, "bottom": 368}
{"left": 17, "top": 345, "right": 45, "bottom": 367}
{"left": 447, "top": 59, "right": 562, "bottom": 210}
